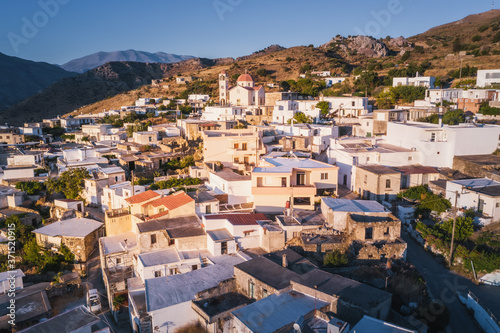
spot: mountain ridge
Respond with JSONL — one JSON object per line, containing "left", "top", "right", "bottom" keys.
{"left": 60, "top": 49, "right": 195, "bottom": 73}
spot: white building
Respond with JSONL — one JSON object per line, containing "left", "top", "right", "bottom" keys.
{"left": 272, "top": 100, "right": 322, "bottom": 124}
{"left": 143, "top": 255, "right": 247, "bottom": 333}
{"left": 0, "top": 269, "right": 24, "bottom": 294}
{"left": 477, "top": 69, "right": 500, "bottom": 88}
{"left": 384, "top": 121, "right": 500, "bottom": 168}
{"left": 132, "top": 131, "right": 158, "bottom": 146}
{"left": 320, "top": 96, "right": 371, "bottom": 117}
{"left": 206, "top": 171, "right": 253, "bottom": 205}
{"left": 393, "top": 75, "right": 435, "bottom": 89}
{"left": 273, "top": 123, "right": 338, "bottom": 154}
{"left": 446, "top": 178, "right": 500, "bottom": 225}
{"left": 328, "top": 136, "right": 418, "bottom": 190}
{"left": 324, "top": 77, "right": 346, "bottom": 87}
{"left": 219, "top": 71, "right": 265, "bottom": 107}
{"left": 101, "top": 182, "right": 146, "bottom": 212}
{"left": 202, "top": 213, "right": 272, "bottom": 250}
{"left": 321, "top": 198, "right": 386, "bottom": 231}
{"left": 201, "top": 106, "right": 246, "bottom": 121}
{"left": 147, "top": 124, "right": 181, "bottom": 137}
{"left": 425, "top": 89, "right": 463, "bottom": 104}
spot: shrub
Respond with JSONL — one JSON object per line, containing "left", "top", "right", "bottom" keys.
{"left": 324, "top": 250, "right": 349, "bottom": 267}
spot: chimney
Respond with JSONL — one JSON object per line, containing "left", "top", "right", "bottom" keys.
{"left": 282, "top": 253, "right": 288, "bottom": 268}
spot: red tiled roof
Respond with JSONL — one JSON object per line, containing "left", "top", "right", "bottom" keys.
{"left": 237, "top": 73, "right": 253, "bottom": 82}
{"left": 145, "top": 210, "right": 170, "bottom": 221}
{"left": 142, "top": 191, "right": 194, "bottom": 210}
{"left": 125, "top": 190, "right": 160, "bottom": 204}
{"left": 204, "top": 213, "right": 269, "bottom": 225}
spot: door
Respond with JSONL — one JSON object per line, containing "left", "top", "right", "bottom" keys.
{"left": 205, "top": 205, "right": 211, "bottom": 214}
{"left": 343, "top": 174, "right": 347, "bottom": 186}
{"left": 478, "top": 198, "right": 484, "bottom": 212}
{"left": 296, "top": 173, "right": 305, "bottom": 186}
{"left": 221, "top": 241, "right": 228, "bottom": 254}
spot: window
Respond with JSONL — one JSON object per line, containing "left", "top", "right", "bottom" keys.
{"left": 366, "top": 157, "right": 370, "bottom": 162}
{"left": 150, "top": 234, "right": 157, "bottom": 244}
{"left": 408, "top": 156, "right": 413, "bottom": 161}
{"left": 169, "top": 238, "right": 175, "bottom": 246}
{"left": 234, "top": 157, "right": 239, "bottom": 163}
{"left": 296, "top": 172, "right": 305, "bottom": 186}
{"left": 386, "top": 179, "right": 391, "bottom": 188}
{"left": 116, "top": 258, "right": 121, "bottom": 264}
{"left": 496, "top": 203, "right": 500, "bottom": 208}
{"left": 192, "top": 265, "right": 198, "bottom": 271}
{"left": 384, "top": 227, "right": 390, "bottom": 236}
{"left": 242, "top": 143, "right": 247, "bottom": 150}
{"left": 282, "top": 177, "right": 287, "bottom": 187}
{"left": 233, "top": 143, "right": 239, "bottom": 149}
{"left": 149, "top": 137, "right": 152, "bottom": 142}
{"left": 154, "top": 270, "right": 162, "bottom": 277}
{"left": 263, "top": 289, "right": 268, "bottom": 298}
{"left": 248, "top": 281, "right": 255, "bottom": 299}
{"left": 221, "top": 241, "right": 228, "bottom": 254}
{"left": 321, "top": 173, "right": 328, "bottom": 180}
{"left": 365, "top": 227, "right": 373, "bottom": 240}
{"left": 169, "top": 268, "right": 179, "bottom": 275}
{"left": 352, "top": 101, "right": 355, "bottom": 106}
{"left": 364, "top": 175, "right": 368, "bottom": 184}
{"left": 159, "top": 208, "right": 165, "bottom": 213}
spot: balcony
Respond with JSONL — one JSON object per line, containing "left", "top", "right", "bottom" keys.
{"left": 252, "top": 185, "right": 316, "bottom": 196}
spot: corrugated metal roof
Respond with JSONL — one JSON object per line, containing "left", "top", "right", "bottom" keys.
{"left": 205, "top": 213, "right": 269, "bottom": 225}
{"left": 207, "top": 228, "right": 234, "bottom": 242}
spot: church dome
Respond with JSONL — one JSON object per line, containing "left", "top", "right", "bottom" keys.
{"left": 237, "top": 74, "right": 254, "bottom": 82}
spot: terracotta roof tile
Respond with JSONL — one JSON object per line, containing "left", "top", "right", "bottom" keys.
{"left": 142, "top": 191, "right": 194, "bottom": 211}
{"left": 125, "top": 190, "right": 160, "bottom": 204}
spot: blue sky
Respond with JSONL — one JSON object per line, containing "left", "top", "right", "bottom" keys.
{"left": 0, "top": 0, "right": 495, "bottom": 65}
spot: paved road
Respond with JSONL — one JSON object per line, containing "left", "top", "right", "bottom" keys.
{"left": 402, "top": 230, "right": 500, "bottom": 333}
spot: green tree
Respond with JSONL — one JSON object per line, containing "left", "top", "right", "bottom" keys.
{"left": 442, "top": 216, "right": 474, "bottom": 242}
{"left": 256, "top": 68, "right": 268, "bottom": 77}
{"left": 15, "top": 181, "right": 45, "bottom": 195}
{"left": 323, "top": 250, "right": 349, "bottom": 267}
{"left": 23, "top": 238, "right": 43, "bottom": 265}
{"left": 315, "top": 101, "right": 330, "bottom": 118}
{"left": 46, "top": 168, "right": 90, "bottom": 200}
{"left": 442, "top": 109, "right": 465, "bottom": 125}
{"left": 158, "top": 104, "right": 166, "bottom": 111}
{"left": 280, "top": 81, "right": 291, "bottom": 92}
{"left": 287, "top": 112, "right": 312, "bottom": 124}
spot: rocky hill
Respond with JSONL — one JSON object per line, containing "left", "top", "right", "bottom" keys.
{"left": 0, "top": 52, "right": 76, "bottom": 113}
{"left": 2, "top": 58, "right": 225, "bottom": 125}
{"left": 60, "top": 50, "right": 195, "bottom": 73}
{"left": 5, "top": 10, "right": 500, "bottom": 125}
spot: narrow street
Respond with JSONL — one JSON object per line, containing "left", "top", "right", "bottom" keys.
{"left": 402, "top": 230, "right": 500, "bottom": 333}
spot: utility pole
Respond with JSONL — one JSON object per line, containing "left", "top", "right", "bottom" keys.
{"left": 459, "top": 58, "right": 463, "bottom": 81}
{"left": 449, "top": 190, "right": 459, "bottom": 266}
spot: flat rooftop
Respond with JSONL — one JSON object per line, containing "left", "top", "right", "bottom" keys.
{"left": 192, "top": 292, "right": 250, "bottom": 318}
{"left": 33, "top": 217, "right": 103, "bottom": 238}
{"left": 212, "top": 171, "right": 251, "bottom": 182}
{"left": 100, "top": 231, "right": 138, "bottom": 255}
{"left": 146, "top": 254, "right": 246, "bottom": 312}
{"left": 136, "top": 215, "right": 201, "bottom": 233}
{"left": 253, "top": 157, "right": 334, "bottom": 173}
{"left": 293, "top": 269, "right": 392, "bottom": 309}
{"left": 322, "top": 198, "right": 386, "bottom": 213}
{"left": 232, "top": 291, "right": 329, "bottom": 333}
{"left": 351, "top": 315, "right": 417, "bottom": 333}
{"left": 138, "top": 247, "right": 182, "bottom": 267}
{"left": 357, "top": 164, "right": 399, "bottom": 175}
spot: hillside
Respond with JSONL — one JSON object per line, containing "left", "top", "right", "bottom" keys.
{"left": 0, "top": 52, "right": 76, "bottom": 112}
{"left": 6, "top": 10, "right": 500, "bottom": 125}
{"left": 60, "top": 50, "right": 195, "bottom": 73}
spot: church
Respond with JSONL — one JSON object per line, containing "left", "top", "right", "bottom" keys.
{"left": 219, "top": 71, "right": 265, "bottom": 107}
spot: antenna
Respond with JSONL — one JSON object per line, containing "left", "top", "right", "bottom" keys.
{"left": 493, "top": 0, "right": 495, "bottom": 10}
